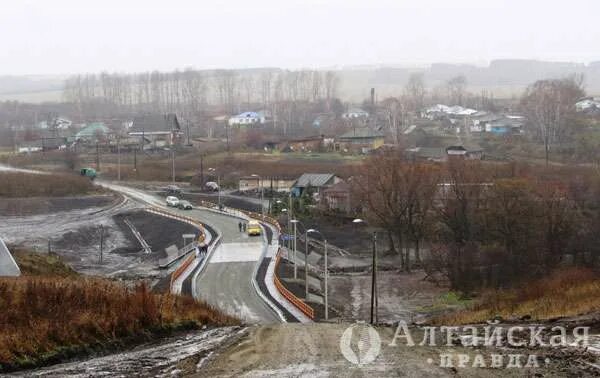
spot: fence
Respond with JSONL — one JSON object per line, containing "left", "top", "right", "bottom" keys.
{"left": 170, "top": 252, "right": 196, "bottom": 291}
{"left": 273, "top": 250, "right": 315, "bottom": 319}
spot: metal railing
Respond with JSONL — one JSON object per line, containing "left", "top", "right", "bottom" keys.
{"left": 273, "top": 250, "right": 315, "bottom": 319}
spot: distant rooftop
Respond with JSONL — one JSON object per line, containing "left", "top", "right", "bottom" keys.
{"left": 294, "top": 173, "right": 336, "bottom": 188}
{"left": 338, "top": 128, "right": 385, "bottom": 139}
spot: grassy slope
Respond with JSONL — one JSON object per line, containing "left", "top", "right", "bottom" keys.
{"left": 0, "top": 250, "right": 239, "bottom": 372}
{"left": 0, "top": 172, "right": 97, "bottom": 198}
{"left": 432, "top": 268, "right": 600, "bottom": 325}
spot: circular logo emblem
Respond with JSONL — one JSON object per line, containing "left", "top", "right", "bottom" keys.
{"left": 340, "top": 322, "right": 382, "bottom": 365}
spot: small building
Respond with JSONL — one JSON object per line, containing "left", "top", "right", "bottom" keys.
{"left": 336, "top": 128, "right": 385, "bottom": 153}
{"left": 279, "top": 136, "right": 325, "bottom": 153}
{"left": 407, "top": 146, "right": 448, "bottom": 162}
{"left": 342, "top": 108, "right": 369, "bottom": 119}
{"left": 446, "top": 144, "right": 483, "bottom": 160}
{"left": 312, "top": 113, "right": 335, "bottom": 129}
{"left": 128, "top": 113, "right": 182, "bottom": 147}
{"left": 228, "top": 111, "right": 266, "bottom": 127}
{"left": 19, "top": 136, "right": 67, "bottom": 152}
{"left": 238, "top": 176, "right": 295, "bottom": 193}
{"left": 292, "top": 173, "right": 342, "bottom": 199}
{"left": 322, "top": 181, "right": 351, "bottom": 212}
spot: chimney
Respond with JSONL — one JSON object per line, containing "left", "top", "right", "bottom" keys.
{"left": 370, "top": 88, "right": 375, "bottom": 105}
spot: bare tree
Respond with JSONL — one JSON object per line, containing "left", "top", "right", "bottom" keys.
{"left": 404, "top": 73, "right": 426, "bottom": 111}
{"left": 446, "top": 75, "right": 467, "bottom": 105}
{"left": 521, "top": 76, "right": 585, "bottom": 165}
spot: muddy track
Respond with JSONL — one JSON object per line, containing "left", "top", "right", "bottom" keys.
{"left": 13, "top": 327, "right": 248, "bottom": 378}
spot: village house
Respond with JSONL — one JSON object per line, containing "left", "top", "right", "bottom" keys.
{"left": 228, "top": 111, "right": 267, "bottom": 127}
{"left": 278, "top": 135, "right": 329, "bottom": 153}
{"left": 446, "top": 144, "right": 484, "bottom": 159}
{"left": 336, "top": 128, "right": 385, "bottom": 153}
{"left": 342, "top": 108, "right": 369, "bottom": 119}
{"left": 322, "top": 180, "right": 351, "bottom": 212}
{"left": 238, "top": 176, "right": 295, "bottom": 193}
{"left": 128, "top": 113, "right": 182, "bottom": 148}
{"left": 75, "top": 122, "right": 112, "bottom": 144}
{"left": 291, "top": 173, "right": 342, "bottom": 200}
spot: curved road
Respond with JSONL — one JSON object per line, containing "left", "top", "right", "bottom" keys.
{"left": 100, "top": 182, "right": 279, "bottom": 324}
{"left": 190, "top": 209, "right": 279, "bottom": 324}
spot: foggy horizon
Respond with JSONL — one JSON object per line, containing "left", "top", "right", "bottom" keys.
{"left": 2, "top": 0, "right": 600, "bottom": 76}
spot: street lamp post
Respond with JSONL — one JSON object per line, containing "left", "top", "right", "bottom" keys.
{"left": 251, "top": 174, "right": 264, "bottom": 216}
{"left": 280, "top": 208, "right": 288, "bottom": 248}
{"left": 353, "top": 218, "right": 378, "bottom": 325}
{"left": 209, "top": 168, "right": 221, "bottom": 209}
{"left": 291, "top": 219, "right": 298, "bottom": 279}
{"left": 307, "top": 229, "right": 328, "bottom": 321}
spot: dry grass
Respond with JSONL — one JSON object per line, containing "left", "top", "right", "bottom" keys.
{"left": 0, "top": 276, "right": 239, "bottom": 370}
{"left": 0, "top": 172, "right": 96, "bottom": 197}
{"left": 432, "top": 268, "right": 600, "bottom": 325}
{"left": 12, "top": 248, "right": 78, "bottom": 277}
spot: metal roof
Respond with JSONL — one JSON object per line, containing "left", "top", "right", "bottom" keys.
{"left": 294, "top": 173, "right": 336, "bottom": 188}
{"left": 0, "top": 238, "right": 20, "bottom": 277}
{"left": 338, "top": 128, "right": 385, "bottom": 139}
{"left": 130, "top": 114, "right": 181, "bottom": 133}
{"left": 75, "top": 122, "right": 110, "bottom": 138}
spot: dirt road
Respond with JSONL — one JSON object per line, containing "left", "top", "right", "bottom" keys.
{"left": 197, "top": 323, "right": 586, "bottom": 377}
{"left": 13, "top": 327, "right": 247, "bottom": 378}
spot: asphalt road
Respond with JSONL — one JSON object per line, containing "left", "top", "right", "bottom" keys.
{"left": 190, "top": 209, "right": 279, "bottom": 324}
{"left": 98, "top": 182, "right": 279, "bottom": 324}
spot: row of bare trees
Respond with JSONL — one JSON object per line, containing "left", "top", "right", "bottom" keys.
{"left": 63, "top": 68, "right": 340, "bottom": 126}
{"left": 353, "top": 151, "right": 600, "bottom": 290}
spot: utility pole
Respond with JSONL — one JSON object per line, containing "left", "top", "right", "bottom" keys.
{"left": 171, "top": 148, "right": 175, "bottom": 184}
{"left": 324, "top": 239, "right": 328, "bottom": 321}
{"left": 269, "top": 177, "right": 273, "bottom": 214}
{"left": 200, "top": 155, "right": 204, "bottom": 187}
{"left": 117, "top": 135, "right": 121, "bottom": 181}
{"left": 305, "top": 234, "right": 309, "bottom": 299}
{"left": 99, "top": 225, "right": 104, "bottom": 263}
{"left": 95, "top": 143, "right": 100, "bottom": 171}
{"left": 133, "top": 148, "right": 137, "bottom": 172}
{"left": 370, "top": 232, "right": 378, "bottom": 325}
{"left": 292, "top": 220, "right": 298, "bottom": 279}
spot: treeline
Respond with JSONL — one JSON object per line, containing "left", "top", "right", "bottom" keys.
{"left": 353, "top": 152, "right": 600, "bottom": 291}
{"left": 63, "top": 68, "right": 341, "bottom": 130}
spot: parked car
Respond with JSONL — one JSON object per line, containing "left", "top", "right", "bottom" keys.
{"left": 166, "top": 196, "right": 179, "bottom": 207}
{"left": 205, "top": 181, "right": 219, "bottom": 192}
{"left": 80, "top": 167, "right": 97, "bottom": 180}
{"left": 166, "top": 185, "right": 181, "bottom": 194}
{"left": 247, "top": 220, "right": 262, "bottom": 236}
{"left": 177, "top": 200, "right": 193, "bottom": 210}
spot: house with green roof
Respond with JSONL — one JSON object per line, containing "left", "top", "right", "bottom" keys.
{"left": 75, "top": 122, "right": 111, "bottom": 143}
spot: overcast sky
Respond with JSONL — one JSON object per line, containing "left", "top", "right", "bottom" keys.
{"left": 2, "top": 0, "right": 599, "bottom": 75}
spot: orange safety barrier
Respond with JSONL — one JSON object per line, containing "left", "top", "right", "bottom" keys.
{"left": 170, "top": 252, "right": 196, "bottom": 291}
{"left": 273, "top": 250, "right": 315, "bottom": 319}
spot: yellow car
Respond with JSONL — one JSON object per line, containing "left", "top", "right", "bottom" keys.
{"left": 247, "top": 220, "right": 262, "bottom": 236}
